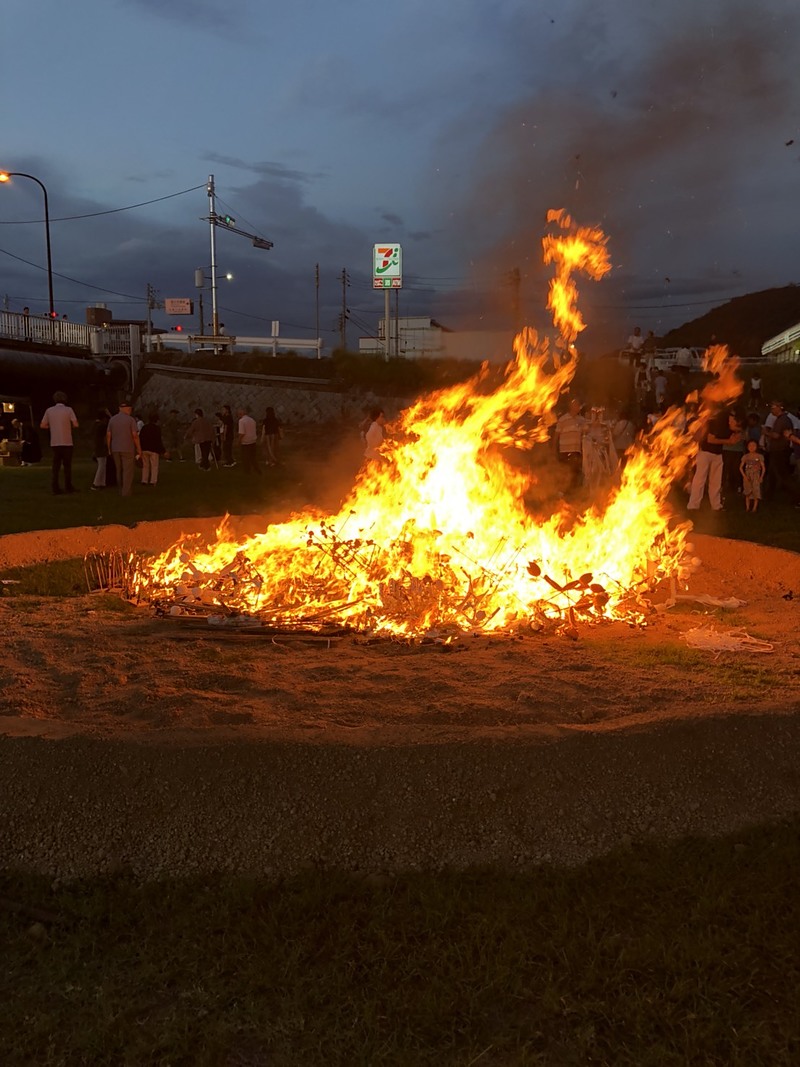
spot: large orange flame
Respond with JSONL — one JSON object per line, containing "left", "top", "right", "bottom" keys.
{"left": 135, "top": 212, "right": 741, "bottom": 635}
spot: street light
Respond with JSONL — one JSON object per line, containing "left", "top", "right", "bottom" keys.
{"left": 194, "top": 267, "right": 233, "bottom": 336}
{"left": 0, "top": 170, "right": 55, "bottom": 319}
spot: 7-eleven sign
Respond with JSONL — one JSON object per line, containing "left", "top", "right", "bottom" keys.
{"left": 373, "top": 243, "right": 402, "bottom": 289}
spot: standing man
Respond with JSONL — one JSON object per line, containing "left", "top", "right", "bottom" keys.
{"left": 363, "top": 407, "right": 386, "bottom": 462}
{"left": 219, "top": 404, "right": 236, "bottom": 467}
{"left": 625, "top": 326, "right": 645, "bottom": 359}
{"left": 675, "top": 346, "right": 693, "bottom": 383}
{"left": 553, "top": 399, "right": 586, "bottom": 492}
{"left": 687, "top": 409, "right": 741, "bottom": 511}
{"left": 40, "top": 390, "right": 79, "bottom": 495}
{"left": 762, "top": 400, "right": 799, "bottom": 505}
{"left": 185, "top": 408, "right": 215, "bottom": 470}
{"left": 106, "top": 398, "right": 141, "bottom": 497}
{"left": 237, "top": 406, "right": 261, "bottom": 475}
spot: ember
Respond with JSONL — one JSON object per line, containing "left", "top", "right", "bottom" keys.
{"left": 130, "top": 212, "right": 741, "bottom": 636}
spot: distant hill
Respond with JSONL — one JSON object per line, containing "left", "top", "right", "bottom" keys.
{"left": 658, "top": 285, "right": 800, "bottom": 360}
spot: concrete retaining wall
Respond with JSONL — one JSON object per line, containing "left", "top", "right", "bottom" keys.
{"left": 136, "top": 369, "right": 407, "bottom": 426}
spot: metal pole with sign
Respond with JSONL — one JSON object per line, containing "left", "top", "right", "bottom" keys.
{"left": 373, "top": 244, "right": 402, "bottom": 362}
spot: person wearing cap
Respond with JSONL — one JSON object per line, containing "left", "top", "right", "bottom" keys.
{"left": 40, "top": 390, "right": 79, "bottom": 495}
{"left": 763, "top": 400, "right": 800, "bottom": 505}
{"left": 106, "top": 398, "right": 142, "bottom": 497}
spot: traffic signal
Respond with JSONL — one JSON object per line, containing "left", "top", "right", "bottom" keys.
{"left": 220, "top": 214, "right": 235, "bottom": 226}
{"left": 171, "top": 325, "right": 184, "bottom": 332}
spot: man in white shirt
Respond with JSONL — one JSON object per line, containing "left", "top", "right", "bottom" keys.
{"left": 363, "top": 408, "right": 386, "bottom": 461}
{"left": 554, "top": 399, "right": 586, "bottom": 491}
{"left": 625, "top": 327, "right": 645, "bottom": 359}
{"left": 237, "top": 406, "right": 261, "bottom": 475}
{"left": 40, "top": 390, "right": 79, "bottom": 494}
{"left": 675, "top": 346, "right": 693, "bottom": 382}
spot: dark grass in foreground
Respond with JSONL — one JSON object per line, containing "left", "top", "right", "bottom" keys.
{"left": 2, "top": 820, "right": 798, "bottom": 1066}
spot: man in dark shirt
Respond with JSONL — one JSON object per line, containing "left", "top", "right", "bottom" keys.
{"left": 687, "top": 409, "right": 741, "bottom": 511}
{"left": 763, "top": 400, "right": 799, "bottom": 504}
{"left": 185, "top": 408, "right": 215, "bottom": 470}
{"left": 218, "top": 404, "right": 235, "bottom": 467}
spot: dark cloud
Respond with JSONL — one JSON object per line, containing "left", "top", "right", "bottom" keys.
{"left": 0, "top": 156, "right": 422, "bottom": 344}
{"left": 204, "top": 153, "right": 323, "bottom": 185}
{"left": 379, "top": 212, "right": 404, "bottom": 229}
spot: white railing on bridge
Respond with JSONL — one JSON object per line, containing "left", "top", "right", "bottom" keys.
{"left": 0, "top": 309, "right": 92, "bottom": 349}
{"left": 0, "top": 310, "right": 141, "bottom": 359}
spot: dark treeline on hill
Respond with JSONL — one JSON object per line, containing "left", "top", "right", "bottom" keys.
{"left": 658, "top": 284, "right": 800, "bottom": 359}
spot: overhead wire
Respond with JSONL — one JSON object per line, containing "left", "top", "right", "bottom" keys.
{"left": 0, "top": 183, "right": 206, "bottom": 225}
{"left": 0, "top": 244, "right": 143, "bottom": 301}
{"left": 0, "top": 176, "right": 761, "bottom": 321}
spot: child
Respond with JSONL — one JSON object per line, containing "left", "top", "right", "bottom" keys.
{"left": 739, "top": 439, "right": 765, "bottom": 513}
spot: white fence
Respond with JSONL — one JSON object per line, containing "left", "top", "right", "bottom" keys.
{"left": 0, "top": 310, "right": 140, "bottom": 359}
{"left": 0, "top": 309, "right": 92, "bottom": 349}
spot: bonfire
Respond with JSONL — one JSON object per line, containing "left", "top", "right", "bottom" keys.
{"left": 128, "top": 210, "right": 742, "bottom": 636}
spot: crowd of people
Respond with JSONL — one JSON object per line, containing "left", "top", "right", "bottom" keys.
{"left": 15, "top": 360, "right": 800, "bottom": 515}
{"left": 30, "top": 392, "right": 284, "bottom": 496}
{"left": 553, "top": 376, "right": 800, "bottom": 512}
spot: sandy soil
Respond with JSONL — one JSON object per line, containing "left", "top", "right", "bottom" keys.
{"left": 0, "top": 521, "right": 798, "bottom": 878}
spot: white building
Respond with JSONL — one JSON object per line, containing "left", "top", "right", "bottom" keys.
{"left": 359, "top": 316, "right": 450, "bottom": 359}
{"left": 359, "top": 316, "right": 515, "bottom": 363}
{"left": 761, "top": 321, "right": 800, "bottom": 363}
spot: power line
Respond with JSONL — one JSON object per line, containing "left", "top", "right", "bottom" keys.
{"left": 0, "top": 245, "right": 143, "bottom": 302}
{"left": 0, "top": 183, "right": 206, "bottom": 225}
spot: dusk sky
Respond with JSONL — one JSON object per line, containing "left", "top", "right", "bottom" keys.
{"left": 2, "top": 0, "right": 799, "bottom": 355}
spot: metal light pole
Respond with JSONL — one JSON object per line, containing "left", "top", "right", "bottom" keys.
{"left": 0, "top": 170, "right": 55, "bottom": 318}
{"left": 202, "top": 172, "right": 273, "bottom": 351}
{"left": 206, "top": 175, "right": 220, "bottom": 338}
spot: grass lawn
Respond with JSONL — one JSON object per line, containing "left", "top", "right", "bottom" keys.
{"left": 2, "top": 820, "right": 799, "bottom": 1066}
{"left": 0, "top": 453, "right": 309, "bottom": 537}
{"left": 2, "top": 440, "right": 798, "bottom": 552}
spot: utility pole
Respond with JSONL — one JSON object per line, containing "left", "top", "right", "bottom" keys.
{"left": 145, "top": 283, "right": 162, "bottom": 354}
{"left": 394, "top": 288, "right": 399, "bottom": 358}
{"left": 315, "top": 263, "right": 320, "bottom": 355}
{"left": 340, "top": 268, "right": 350, "bottom": 350}
{"left": 203, "top": 173, "right": 273, "bottom": 349}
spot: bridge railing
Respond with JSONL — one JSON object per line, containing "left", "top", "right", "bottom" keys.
{"left": 0, "top": 310, "right": 93, "bottom": 349}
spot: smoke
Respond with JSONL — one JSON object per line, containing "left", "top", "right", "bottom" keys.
{"left": 429, "top": 0, "right": 800, "bottom": 350}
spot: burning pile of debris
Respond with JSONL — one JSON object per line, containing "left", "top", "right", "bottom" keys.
{"left": 101, "top": 211, "right": 739, "bottom": 640}
{"left": 87, "top": 526, "right": 701, "bottom": 639}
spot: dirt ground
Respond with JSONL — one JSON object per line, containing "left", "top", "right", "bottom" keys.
{"left": 0, "top": 520, "right": 798, "bottom": 878}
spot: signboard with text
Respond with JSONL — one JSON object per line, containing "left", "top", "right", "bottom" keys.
{"left": 373, "top": 244, "right": 402, "bottom": 289}
{"left": 165, "top": 298, "right": 194, "bottom": 315}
